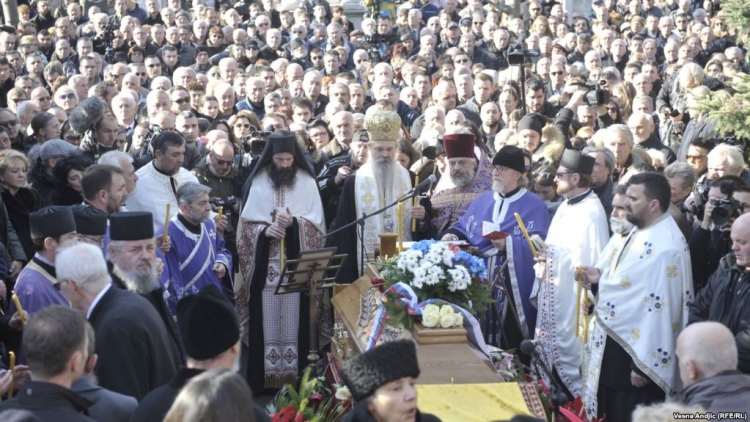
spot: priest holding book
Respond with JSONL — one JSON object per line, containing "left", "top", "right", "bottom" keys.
{"left": 442, "top": 146, "right": 550, "bottom": 353}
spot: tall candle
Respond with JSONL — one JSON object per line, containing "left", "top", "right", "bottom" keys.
{"left": 8, "top": 351, "right": 15, "bottom": 398}
{"left": 411, "top": 176, "right": 419, "bottom": 232}
{"left": 11, "top": 292, "right": 24, "bottom": 327}
{"left": 397, "top": 202, "right": 403, "bottom": 252}
{"left": 163, "top": 203, "right": 171, "bottom": 239}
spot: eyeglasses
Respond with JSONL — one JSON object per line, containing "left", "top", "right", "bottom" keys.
{"left": 235, "top": 123, "right": 251, "bottom": 129}
{"left": 550, "top": 71, "right": 564, "bottom": 76}
{"left": 454, "top": 58, "right": 469, "bottom": 64}
{"left": 36, "top": 96, "right": 51, "bottom": 102}
{"left": 173, "top": 97, "right": 190, "bottom": 104}
{"left": 10, "top": 97, "right": 24, "bottom": 102}
{"left": 606, "top": 106, "right": 617, "bottom": 112}
{"left": 211, "top": 152, "right": 233, "bottom": 166}
{"left": 686, "top": 154, "right": 706, "bottom": 161}
{"left": 147, "top": 63, "right": 160, "bottom": 68}
{"left": 555, "top": 172, "right": 573, "bottom": 178}
{"left": 58, "top": 93, "right": 76, "bottom": 100}
{"left": 0, "top": 120, "right": 18, "bottom": 127}
{"left": 473, "top": 21, "right": 485, "bottom": 26}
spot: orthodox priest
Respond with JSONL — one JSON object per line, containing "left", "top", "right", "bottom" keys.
{"left": 531, "top": 150, "right": 610, "bottom": 400}
{"left": 442, "top": 146, "right": 550, "bottom": 353}
{"left": 107, "top": 212, "right": 186, "bottom": 369}
{"left": 430, "top": 130, "right": 493, "bottom": 236}
{"left": 333, "top": 109, "right": 429, "bottom": 284}
{"left": 11, "top": 206, "right": 78, "bottom": 315}
{"left": 157, "top": 182, "right": 233, "bottom": 317}
{"left": 579, "top": 172, "right": 693, "bottom": 421}
{"left": 237, "top": 131, "right": 327, "bottom": 394}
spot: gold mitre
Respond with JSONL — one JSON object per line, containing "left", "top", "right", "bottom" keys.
{"left": 365, "top": 109, "right": 401, "bottom": 142}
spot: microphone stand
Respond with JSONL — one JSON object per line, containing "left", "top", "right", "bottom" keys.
{"left": 521, "top": 341, "right": 568, "bottom": 420}
{"left": 325, "top": 187, "right": 425, "bottom": 277}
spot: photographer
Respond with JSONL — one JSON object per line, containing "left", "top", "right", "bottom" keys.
{"left": 317, "top": 129, "right": 368, "bottom": 229}
{"left": 192, "top": 139, "right": 242, "bottom": 265}
{"left": 689, "top": 176, "right": 748, "bottom": 291}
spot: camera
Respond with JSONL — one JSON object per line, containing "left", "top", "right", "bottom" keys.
{"left": 210, "top": 196, "right": 237, "bottom": 234}
{"left": 711, "top": 195, "right": 741, "bottom": 227}
{"left": 362, "top": 33, "right": 388, "bottom": 63}
{"left": 584, "top": 80, "right": 610, "bottom": 106}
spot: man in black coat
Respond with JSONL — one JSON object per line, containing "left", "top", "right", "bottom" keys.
{"left": 131, "top": 286, "right": 270, "bottom": 422}
{"left": 0, "top": 306, "right": 95, "bottom": 421}
{"left": 57, "top": 239, "right": 178, "bottom": 401}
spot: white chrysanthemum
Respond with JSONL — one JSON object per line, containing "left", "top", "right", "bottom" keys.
{"left": 424, "top": 250, "right": 443, "bottom": 265}
{"left": 397, "top": 250, "right": 422, "bottom": 272}
{"left": 411, "top": 265, "right": 428, "bottom": 289}
{"left": 423, "top": 265, "right": 444, "bottom": 286}
{"left": 447, "top": 266, "right": 471, "bottom": 291}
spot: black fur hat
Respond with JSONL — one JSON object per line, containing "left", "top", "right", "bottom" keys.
{"left": 341, "top": 340, "right": 421, "bottom": 402}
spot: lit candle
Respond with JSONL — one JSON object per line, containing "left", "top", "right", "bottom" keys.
{"left": 11, "top": 292, "right": 24, "bottom": 327}
{"left": 397, "top": 202, "right": 403, "bottom": 252}
{"left": 411, "top": 176, "right": 419, "bottom": 232}
{"left": 8, "top": 351, "right": 15, "bottom": 398}
{"left": 163, "top": 203, "right": 171, "bottom": 239}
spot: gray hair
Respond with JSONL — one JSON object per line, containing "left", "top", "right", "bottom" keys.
{"left": 583, "top": 146, "right": 616, "bottom": 175}
{"left": 607, "top": 124, "right": 634, "bottom": 147}
{"left": 56, "top": 243, "right": 111, "bottom": 294}
{"left": 98, "top": 150, "right": 134, "bottom": 167}
{"left": 664, "top": 162, "right": 696, "bottom": 191}
{"left": 177, "top": 182, "right": 211, "bottom": 206}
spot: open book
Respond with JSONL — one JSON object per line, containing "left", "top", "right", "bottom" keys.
{"left": 482, "top": 221, "right": 509, "bottom": 240}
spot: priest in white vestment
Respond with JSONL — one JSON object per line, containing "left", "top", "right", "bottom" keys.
{"left": 532, "top": 150, "right": 610, "bottom": 400}
{"left": 125, "top": 131, "right": 199, "bottom": 232}
{"left": 579, "top": 172, "right": 693, "bottom": 422}
{"left": 236, "top": 131, "right": 327, "bottom": 394}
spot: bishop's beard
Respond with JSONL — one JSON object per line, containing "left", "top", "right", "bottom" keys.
{"left": 372, "top": 156, "right": 395, "bottom": 193}
{"left": 450, "top": 167, "right": 475, "bottom": 188}
{"left": 269, "top": 163, "right": 298, "bottom": 189}
{"left": 113, "top": 259, "right": 160, "bottom": 295}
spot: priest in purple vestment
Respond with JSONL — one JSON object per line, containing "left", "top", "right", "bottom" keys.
{"left": 157, "top": 182, "right": 233, "bottom": 317}
{"left": 429, "top": 131, "right": 493, "bottom": 236}
{"left": 442, "top": 145, "right": 550, "bottom": 353}
{"left": 10, "top": 206, "right": 78, "bottom": 316}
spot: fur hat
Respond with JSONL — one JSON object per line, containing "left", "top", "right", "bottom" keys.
{"left": 341, "top": 340, "right": 421, "bottom": 402}
{"left": 69, "top": 97, "right": 106, "bottom": 134}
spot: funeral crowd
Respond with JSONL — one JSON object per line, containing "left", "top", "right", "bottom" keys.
{"left": 0, "top": 0, "right": 748, "bottom": 420}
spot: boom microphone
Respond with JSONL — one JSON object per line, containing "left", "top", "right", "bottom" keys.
{"left": 69, "top": 97, "right": 106, "bottom": 134}
{"left": 519, "top": 339, "right": 538, "bottom": 356}
{"left": 413, "top": 174, "right": 437, "bottom": 194}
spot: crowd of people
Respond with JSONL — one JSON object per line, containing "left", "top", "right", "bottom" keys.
{"left": 0, "top": 0, "right": 747, "bottom": 420}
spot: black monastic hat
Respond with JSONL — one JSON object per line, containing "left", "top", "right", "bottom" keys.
{"left": 491, "top": 145, "right": 528, "bottom": 174}
{"left": 109, "top": 212, "right": 154, "bottom": 241}
{"left": 176, "top": 285, "right": 240, "bottom": 360}
{"left": 30, "top": 206, "right": 76, "bottom": 239}
{"left": 71, "top": 205, "right": 108, "bottom": 236}
{"left": 559, "top": 149, "right": 595, "bottom": 176}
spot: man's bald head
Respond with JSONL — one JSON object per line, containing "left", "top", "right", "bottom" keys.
{"left": 732, "top": 213, "right": 750, "bottom": 269}
{"left": 152, "top": 111, "right": 175, "bottom": 131}
{"left": 676, "top": 322, "right": 738, "bottom": 386}
{"left": 211, "top": 138, "right": 234, "bottom": 155}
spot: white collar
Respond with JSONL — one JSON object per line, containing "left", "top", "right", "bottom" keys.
{"left": 86, "top": 284, "right": 111, "bottom": 319}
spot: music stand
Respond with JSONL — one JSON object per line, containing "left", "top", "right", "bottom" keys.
{"left": 275, "top": 247, "right": 347, "bottom": 375}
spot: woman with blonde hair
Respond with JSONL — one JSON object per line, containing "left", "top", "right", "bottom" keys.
{"left": 0, "top": 150, "right": 42, "bottom": 260}
{"left": 611, "top": 81, "right": 636, "bottom": 119}
{"left": 531, "top": 16, "right": 552, "bottom": 38}
{"left": 164, "top": 368, "right": 256, "bottom": 422}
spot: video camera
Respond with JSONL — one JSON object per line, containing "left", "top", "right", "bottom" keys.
{"left": 210, "top": 196, "right": 237, "bottom": 234}
{"left": 711, "top": 194, "right": 741, "bottom": 228}
{"left": 583, "top": 80, "right": 610, "bottom": 107}
{"left": 361, "top": 33, "right": 388, "bottom": 63}
{"left": 507, "top": 30, "right": 539, "bottom": 66}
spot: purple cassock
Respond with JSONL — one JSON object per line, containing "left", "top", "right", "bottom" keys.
{"left": 444, "top": 187, "right": 550, "bottom": 344}
{"left": 10, "top": 255, "right": 67, "bottom": 315}
{"left": 156, "top": 214, "right": 233, "bottom": 318}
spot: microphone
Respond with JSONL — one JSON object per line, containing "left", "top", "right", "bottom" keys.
{"left": 520, "top": 339, "right": 538, "bottom": 356}
{"left": 413, "top": 174, "right": 437, "bottom": 194}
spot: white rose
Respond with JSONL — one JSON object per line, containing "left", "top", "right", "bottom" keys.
{"left": 335, "top": 385, "right": 352, "bottom": 401}
{"left": 422, "top": 312, "right": 439, "bottom": 328}
{"left": 440, "top": 305, "right": 454, "bottom": 317}
{"left": 424, "top": 304, "right": 440, "bottom": 316}
{"left": 439, "top": 314, "right": 454, "bottom": 328}
{"left": 452, "top": 313, "right": 464, "bottom": 327}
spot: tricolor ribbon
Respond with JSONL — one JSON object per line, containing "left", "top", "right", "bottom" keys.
{"left": 365, "top": 282, "right": 490, "bottom": 358}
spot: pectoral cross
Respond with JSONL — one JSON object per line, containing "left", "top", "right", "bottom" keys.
{"left": 270, "top": 209, "right": 277, "bottom": 223}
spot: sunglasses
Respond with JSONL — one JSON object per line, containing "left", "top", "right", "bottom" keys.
{"left": 454, "top": 58, "right": 468, "bottom": 64}
{"left": 235, "top": 123, "right": 252, "bottom": 129}
{"left": 0, "top": 120, "right": 18, "bottom": 127}
{"left": 211, "top": 152, "right": 232, "bottom": 166}
{"left": 173, "top": 97, "right": 190, "bottom": 104}
{"left": 550, "top": 71, "right": 564, "bottom": 76}
{"left": 147, "top": 63, "right": 160, "bottom": 68}
{"left": 58, "top": 93, "right": 76, "bottom": 100}
{"left": 606, "top": 106, "right": 617, "bottom": 112}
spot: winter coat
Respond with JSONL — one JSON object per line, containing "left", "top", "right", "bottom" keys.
{"left": 689, "top": 253, "right": 750, "bottom": 372}
{"left": 678, "top": 370, "right": 750, "bottom": 414}
{"left": 1, "top": 188, "right": 43, "bottom": 261}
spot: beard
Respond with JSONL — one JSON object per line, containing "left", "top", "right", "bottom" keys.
{"left": 113, "top": 258, "right": 160, "bottom": 295}
{"left": 610, "top": 216, "right": 635, "bottom": 235}
{"left": 450, "top": 167, "right": 475, "bottom": 188}
{"left": 269, "top": 164, "right": 297, "bottom": 189}
{"left": 556, "top": 181, "right": 572, "bottom": 196}
{"left": 492, "top": 180, "right": 503, "bottom": 193}
{"left": 372, "top": 155, "right": 395, "bottom": 193}
{"left": 187, "top": 208, "right": 210, "bottom": 223}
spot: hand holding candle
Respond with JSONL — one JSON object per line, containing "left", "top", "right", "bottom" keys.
{"left": 11, "top": 292, "right": 24, "bottom": 327}
{"left": 514, "top": 213, "right": 538, "bottom": 257}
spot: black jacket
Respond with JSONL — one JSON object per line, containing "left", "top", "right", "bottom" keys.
{"left": 1, "top": 188, "right": 43, "bottom": 261}
{"left": 88, "top": 286, "right": 178, "bottom": 401}
{"left": 130, "top": 367, "right": 270, "bottom": 422}
{"left": 689, "top": 226, "right": 733, "bottom": 291}
{"left": 689, "top": 254, "right": 750, "bottom": 372}
{"left": 0, "top": 380, "right": 96, "bottom": 421}
{"left": 677, "top": 370, "right": 750, "bottom": 414}
{"left": 316, "top": 153, "right": 354, "bottom": 228}
{"left": 29, "top": 163, "right": 56, "bottom": 207}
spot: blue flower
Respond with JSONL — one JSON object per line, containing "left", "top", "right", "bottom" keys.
{"left": 410, "top": 240, "right": 435, "bottom": 254}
